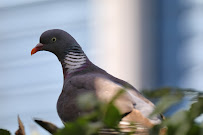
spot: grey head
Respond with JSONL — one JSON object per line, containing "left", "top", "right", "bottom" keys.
{"left": 31, "top": 29, "right": 89, "bottom": 76}
{"left": 31, "top": 29, "right": 83, "bottom": 61}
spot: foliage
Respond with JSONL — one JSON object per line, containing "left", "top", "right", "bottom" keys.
{"left": 148, "top": 88, "right": 203, "bottom": 135}
{"left": 53, "top": 88, "right": 203, "bottom": 135}
{"left": 0, "top": 129, "right": 10, "bottom": 135}
{"left": 1, "top": 88, "right": 203, "bottom": 135}
{"left": 151, "top": 97, "right": 203, "bottom": 135}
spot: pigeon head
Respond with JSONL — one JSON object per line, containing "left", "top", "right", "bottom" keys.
{"left": 31, "top": 29, "right": 88, "bottom": 75}
{"left": 31, "top": 29, "right": 81, "bottom": 60}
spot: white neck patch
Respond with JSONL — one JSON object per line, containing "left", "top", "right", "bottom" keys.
{"left": 64, "top": 52, "right": 87, "bottom": 73}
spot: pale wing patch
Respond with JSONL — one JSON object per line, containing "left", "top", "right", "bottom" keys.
{"left": 126, "top": 90, "right": 154, "bottom": 117}
{"left": 126, "top": 90, "right": 161, "bottom": 124}
{"left": 94, "top": 77, "right": 161, "bottom": 125}
{"left": 94, "top": 77, "right": 134, "bottom": 114}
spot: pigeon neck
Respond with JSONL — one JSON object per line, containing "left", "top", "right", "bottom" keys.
{"left": 61, "top": 49, "right": 88, "bottom": 78}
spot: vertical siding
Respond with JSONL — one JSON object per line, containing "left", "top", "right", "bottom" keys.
{"left": 178, "top": 0, "right": 203, "bottom": 90}
{"left": 0, "top": 1, "right": 91, "bottom": 134}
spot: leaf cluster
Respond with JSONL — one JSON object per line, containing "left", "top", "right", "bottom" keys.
{"left": 1, "top": 88, "right": 202, "bottom": 135}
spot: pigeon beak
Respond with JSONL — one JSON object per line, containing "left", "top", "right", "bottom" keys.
{"left": 31, "top": 43, "right": 44, "bottom": 55}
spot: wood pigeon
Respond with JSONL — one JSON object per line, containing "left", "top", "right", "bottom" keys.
{"left": 31, "top": 29, "right": 163, "bottom": 128}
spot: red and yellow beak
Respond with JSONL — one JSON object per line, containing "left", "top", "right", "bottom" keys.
{"left": 31, "top": 43, "right": 44, "bottom": 55}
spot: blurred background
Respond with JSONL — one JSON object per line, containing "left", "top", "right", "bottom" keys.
{"left": 0, "top": 0, "right": 203, "bottom": 134}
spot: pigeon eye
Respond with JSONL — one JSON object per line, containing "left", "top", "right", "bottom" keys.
{"left": 51, "top": 37, "right": 57, "bottom": 42}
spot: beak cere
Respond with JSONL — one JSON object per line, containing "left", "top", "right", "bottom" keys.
{"left": 31, "top": 43, "right": 44, "bottom": 55}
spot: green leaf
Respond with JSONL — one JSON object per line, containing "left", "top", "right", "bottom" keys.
{"left": 55, "top": 120, "right": 87, "bottom": 135}
{"left": 77, "top": 93, "right": 99, "bottom": 111}
{"left": 102, "top": 89, "right": 124, "bottom": 128}
{"left": 186, "top": 124, "right": 202, "bottom": 135}
{"left": 189, "top": 97, "right": 203, "bottom": 120}
{"left": 103, "top": 103, "right": 121, "bottom": 128}
{"left": 150, "top": 95, "right": 182, "bottom": 117}
{"left": 0, "top": 129, "right": 11, "bottom": 135}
